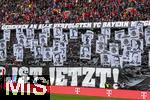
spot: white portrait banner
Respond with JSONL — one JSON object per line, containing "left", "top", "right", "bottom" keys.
{"left": 3, "top": 29, "right": 11, "bottom": 41}
{"left": 69, "top": 28, "right": 78, "bottom": 39}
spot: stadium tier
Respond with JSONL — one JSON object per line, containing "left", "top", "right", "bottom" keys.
{"left": 0, "top": 0, "right": 150, "bottom": 99}
{"left": 0, "top": 0, "right": 149, "bottom": 25}
{"left": 0, "top": 22, "right": 150, "bottom": 92}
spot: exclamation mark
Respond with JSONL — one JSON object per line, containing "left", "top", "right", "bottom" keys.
{"left": 113, "top": 68, "right": 119, "bottom": 89}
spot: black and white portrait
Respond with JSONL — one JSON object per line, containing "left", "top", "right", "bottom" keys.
{"left": 137, "top": 22, "right": 144, "bottom": 34}
{"left": 0, "top": 39, "right": 6, "bottom": 49}
{"left": 16, "top": 46, "right": 23, "bottom": 62}
{"left": 129, "top": 51, "right": 141, "bottom": 66}
{"left": 0, "top": 49, "right": 6, "bottom": 61}
{"left": 100, "top": 51, "right": 111, "bottom": 66}
{"left": 17, "top": 34, "right": 26, "bottom": 46}
{"left": 145, "top": 27, "right": 150, "bottom": 46}
{"left": 16, "top": 28, "right": 23, "bottom": 34}
{"left": 82, "top": 33, "right": 93, "bottom": 46}
{"left": 109, "top": 43, "right": 119, "bottom": 55}
{"left": 128, "top": 27, "right": 139, "bottom": 39}
{"left": 25, "top": 38, "right": 32, "bottom": 49}
{"left": 43, "top": 47, "right": 52, "bottom": 61}
{"left": 121, "top": 35, "right": 131, "bottom": 48}
{"left": 53, "top": 52, "right": 63, "bottom": 66}
{"left": 3, "top": 29, "right": 10, "bottom": 41}
{"left": 111, "top": 55, "right": 122, "bottom": 68}
{"left": 98, "top": 34, "right": 106, "bottom": 43}
{"left": 60, "top": 32, "right": 68, "bottom": 44}
{"left": 80, "top": 45, "right": 91, "bottom": 59}
{"left": 42, "top": 27, "right": 50, "bottom": 37}
{"left": 39, "top": 33, "right": 47, "bottom": 46}
{"left": 34, "top": 46, "right": 43, "bottom": 59}
{"left": 60, "top": 42, "right": 67, "bottom": 61}
{"left": 131, "top": 39, "right": 143, "bottom": 51}
{"left": 53, "top": 40, "right": 61, "bottom": 52}
{"left": 96, "top": 40, "right": 106, "bottom": 54}
{"left": 26, "top": 28, "right": 34, "bottom": 39}
{"left": 53, "top": 27, "right": 63, "bottom": 38}
{"left": 70, "top": 28, "right": 78, "bottom": 39}
{"left": 101, "top": 28, "right": 111, "bottom": 39}
{"left": 31, "top": 39, "right": 38, "bottom": 52}
{"left": 123, "top": 46, "right": 131, "bottom": 62}
{"left": 115, "top": 30, "right": 125, "bottom": 41}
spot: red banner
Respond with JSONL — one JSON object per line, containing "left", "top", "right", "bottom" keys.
{"left": 50, "top": 86, "right": 150, "bottom": 100}
{"left": 2, "top": 83, "right": 150, "bottom": 100}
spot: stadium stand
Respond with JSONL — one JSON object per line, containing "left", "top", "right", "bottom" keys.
{"left": 0, "top": 26, "right": 150, "bottom": 91}
{"left": 0, "top": 0, "right": 150, "bottom": 92}
{"left": 0, "top": 0, "right": 149, "bottom": 25}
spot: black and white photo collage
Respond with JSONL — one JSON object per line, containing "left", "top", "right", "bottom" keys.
{"left": 0, "top": 24, "right": 150, "bottom": 68}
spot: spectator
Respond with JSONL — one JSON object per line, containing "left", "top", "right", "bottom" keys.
{"left": 0, "top": 0, "right": 149, "bottom": 25}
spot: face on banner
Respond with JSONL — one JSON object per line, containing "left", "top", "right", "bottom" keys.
{"left": 100, "top": 51, "right": 111, "bottom": 66}
{"left": 53, "top": 27, "right": 63, "bottom": 38}
{"left": 96, "top": 40, "right": 106, "bottom": 54}
{"left": 82, "top": 33, "right": 93, "bottom": 46}
{"left": 0, "top": 49, "right": 6, "bottom": 61}
{"left": 39, "top": 33, "right": 47, "bottom": 46}
{"left": 115, "top": 30, "right": 125, "bottom": 41}
{"left": 13, "top": 44, "right": 18, "bottom": 56}
{"left": 3, "top": 29, "right": 11, "bottom": 41}
{"left": 53, "top": 52, "right": 63, "bottom": 66}
{"left": 43, "top": 47, "right": 53, "bottom": 61}
{"left": 42, "top": 27, "right": 50, "bottom": 37}
{"left": 60, "top": 32, "right": 68, "bottom": 44}
{"left": 80, "top": 45, "right": 91, "bottom": 60}
{"left": 129, "top": 51, "right": 141, "bottom": 66}
{"left": 145, "top": 27, "right": 150, "bottom": 46}
{"left": 16, "top": 46, "right": 23, "bottom": 62}
{"left": 121, "top": 35, "right": 131, "bottom": 48}
{"left": 13, "top": 44, "right": 23, "bottom": 60}
{"left": 101, "top": 28, "right": 111, "bottom": 39}
{"left": 16, "top": 28, "right": 23, "bottom": 34}
{"left": 34, "top": 46, "right": 43, "bottom": 59}
{"left": 31, "top": 39, "right": 38, "bottom": 52}
{"left": 131, "top": 39, "right": 143, "bottom": 51}
{"left": 53, "top": 40, "right": 61, "bottom": 52}
{"left": 60, "top": 42, "right": 67, "bottom": 61}
{"left": 109, "top": 43, "right": 119, "bottom": 55}
{"left": 17, "top": 34, "right": 26, "bottom": 46}
{"left": 111, "top": 55, "right": 122, "bottom": 68}
{"left": 70, "top": 28, "right": 78, "bottom": 39}
{"left": 98, "top": 34, "right": 106, "bottom": 44}
{"left": 0, "top": 39, "right": 6, "bottom": 49}
{"left": 86, "top": 30, "right": 94, "bottom": 38}
{"left": 128, "top": 27, "right": 139, "bottom": 39}
{"left": 0, "top": 39, "right": 6, "bottom": 61}
{"left": 123, "top": 46, "right": 131, "bottom": 62}
{"left": 25, "top": 38, "right": 32, "bottom": 49}
{"left": 137, "top": 22, "right": 144, "bottom": 35}
{"left": 16, "top": 30, "right": 24, "bottom": 38}
{"left": 26, "top": 28, "right": 34, "bottom": 39}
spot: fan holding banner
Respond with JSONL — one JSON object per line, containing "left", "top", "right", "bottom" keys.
{"left": 80, "top": 45, "right": 91, "bottom": 60}
{"left": 3, "top": 29, "right": 11, "bottom": 41}
{"left": 16, "top": 45, "right": 23, "bottom": 62}
{"left": 70, "top": 28, "right": 78, "bottom": 39}
{"left": 53, "top": 27, "right": 63, "bottom": 39}
{"left": 43, "top": 47, "right": 53, "bottom": 61}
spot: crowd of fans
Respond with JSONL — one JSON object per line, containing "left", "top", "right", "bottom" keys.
{"left": 0, "top": 0, "right": 149, "bottom": 25}
{"left": 0, "top": 27, "right": 149, "bottom": 90}
{"left": 0, "top": 0, "right": 150, "bottom": 90}
{"left": 0, "top": 27, "right": 149, "bottom": 69}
